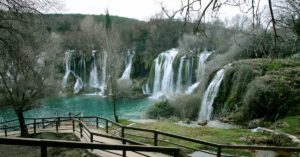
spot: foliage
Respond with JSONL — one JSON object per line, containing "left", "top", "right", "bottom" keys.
{"left": 171, "top": 94, "right": 200, "bottom": 120}
{"left": 212, "top": 59, "right": 300, "bottom": 123}
{"left": 213, "top": 64, "right": 257, "bottom": 117}
{"left": 147, "top": 101, "right": 175, "bottom": 119}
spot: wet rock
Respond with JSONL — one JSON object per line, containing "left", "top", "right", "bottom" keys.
{"left": 246, "top": 136, "right": 273, "bottom": 145}
{"left": 197, "top": 120, "right": 208, "bottom": 126}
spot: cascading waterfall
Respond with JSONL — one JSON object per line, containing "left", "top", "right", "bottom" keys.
{"left": 145, "top": 49, "right": 212, "bottom": 98}
{"left": 185, "top": 51, "right": 212, "bottom": 94}
{"left": 89, "top": 50, "right": 100, "bottom": 89}
{"left": 99, "top": 50, "right": 107, "bottom": 95}
{"left": 73, "top": 77, "right": 83, "bottom": 94}
{"left": 151, "top": 48, "right": 178, "bottom": 98}
{"left": 198, "top": 64, "right": 231, "bottom": 121}
{"left": 62, "top": 50, "right": 73, "bottom": 88}
{"left": 62, "top": 50, "right": 84, "bottom": 94}
{"left": 197, "top": 51, "right": 212, "bottom": 80}
{"left": 62, "top": 50, "right": 108, "bottom": 95}
{"left": 175, "top": 56, "right": 185, "bottom": 93}
{"left": 120, "top": 50, "right": 135, "bottom": 80}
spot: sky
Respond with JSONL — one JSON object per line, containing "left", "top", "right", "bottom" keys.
{"left": 57, "top": 0, "right": 268, "bottom": 21}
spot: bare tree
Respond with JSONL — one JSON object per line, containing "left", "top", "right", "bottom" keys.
{"left": 0, "top": 0, "right": 62, "bottom": 136}
{"left": 161, "top": 0, "right": 280, "bottom": 57}
{"left": 102, "top": 11, "right": 124, "bottom": 122}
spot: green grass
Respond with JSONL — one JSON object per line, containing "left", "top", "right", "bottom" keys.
{"left": 120, "top": 119, "right": 273, "bottom": 156}
{"left": 0, "top": 132, "right": 98, "bottom": 157}
{"left": 275, "top": 116, "right": 300, "bottom": 136}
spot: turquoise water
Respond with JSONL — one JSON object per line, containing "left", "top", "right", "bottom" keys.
{"left": 0, "top": 96, "right": 157, "bottom": 121}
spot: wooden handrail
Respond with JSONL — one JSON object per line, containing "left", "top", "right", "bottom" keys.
{"left": 0, "top": 137, "right": 181, "bottom": 157}
{"left": 1, "top": 115, "right": 300, "bottom": 157}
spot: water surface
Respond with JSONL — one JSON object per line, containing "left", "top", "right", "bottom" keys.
{"left": 0, "top": 96, "right": 156, "bottom": 121}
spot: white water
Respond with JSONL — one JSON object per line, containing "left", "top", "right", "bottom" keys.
{"left": 151, "top": 48, "right": 178, "bottom": 98}
{"left": 142, "top": 84, "right": 151, "bottom": 95}
{"left": 197, "top": 51, "right": 212, "bottom": 80}
{"left": 175, "top": 56, "right": 185, "bottom": 93}
{"left": 62, "top": 50, "right": 73, "bottom": 88}
{"left": 62, "top": 50, "right": 85, "bottom": 94}
{"left": 89, "top": 50, "right": 99, "bottom": 89}
{"left": 144, "top": 49, "right": 212, "bottom": 98}
{"left": 185, "top": 82, "right": 200, "bottom": 94}
{"left": 73, "top": 77, "right": 83, "bottom": 94}
{"left": 184, "top": 51, "right": 212, "bottom": 94}
{"left": 198, "top": 64, "right": 231, "bottom": 121}
{"left": 120, "top": 50, "right": 135, "bottom": 80}
{"left": 99, "top": 51, "right": 107, "bottom": 95}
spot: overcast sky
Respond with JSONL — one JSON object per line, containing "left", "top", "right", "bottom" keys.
{"left": 58, "top": 0, "right": 267, "bottom": 21}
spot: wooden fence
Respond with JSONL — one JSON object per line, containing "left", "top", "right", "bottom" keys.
{"left": 0, "top": 114, "right": 299, "bottom": 157}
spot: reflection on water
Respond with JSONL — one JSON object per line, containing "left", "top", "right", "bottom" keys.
{"left": 0, "top": 96, "right": 157, "bottom": 121}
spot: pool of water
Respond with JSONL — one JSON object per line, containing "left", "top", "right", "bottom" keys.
{"left": 0, "top": 95, "right": 157, "bottom": 121}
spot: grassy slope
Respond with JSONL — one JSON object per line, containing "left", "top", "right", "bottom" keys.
{"left": 0, "top": 132, "right": 98, "bottom": 157}
{"left": 120, "top": 119, "right": 273, "bottom": 156}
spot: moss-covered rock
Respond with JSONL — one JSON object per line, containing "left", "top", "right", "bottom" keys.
{"left": 213, "top": 59, "right": 300, "bottom": 124}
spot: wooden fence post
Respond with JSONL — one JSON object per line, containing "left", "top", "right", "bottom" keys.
{"left": 174, "top": 149, "right": 180, "bottom": 157}
{"left": 105, "top": 120, "right": 108, "bottom": 134}
{"left": 34, "top": 119, "right": 36, "bottom": 134}
{"left": 96, "top": 117, "right": 99, "bottom": 129}
{"left": 217, "top": 147, "right": 222, "bottom": 157}
{"left": 72, "top": 120, "right": 75, "bottom": 133}
{"left": 42, "top": 118, "right": 45, "bottom": 129}
{"left": 121, "top": 127, "right": 125, "bottom": 138}
{"left": 154, "top": 132, "right": 158, "bottom": 146}
{"left": 56, "top": 120, "right": 59, "bottom": 133}
{"left": 4, "top": 126, "right": 7, "bottom": 137}
{"left": 41, "top": 145, "right": 47, "bottom": 157}
{"left": 80, "top": 123, "right": 83, "bottom": 138}
{"left": 90, "top": 133, "right": 93, "bottom": 143}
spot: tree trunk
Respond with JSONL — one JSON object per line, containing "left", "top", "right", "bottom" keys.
{"left": 113, "top": 97, "right": 119, "bottom": 123}
{"left": 14, "top": 109, "right": 28, "bottom": 136}
{"left": 268, "top": 0, "right": 278, "bottom": 58}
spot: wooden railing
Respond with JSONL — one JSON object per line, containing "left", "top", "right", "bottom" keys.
{"left": 0, "top": 137, "right": 181, "bottom": 157}
{"left": 1, "top": 114, "right": 300, "bottom": 157}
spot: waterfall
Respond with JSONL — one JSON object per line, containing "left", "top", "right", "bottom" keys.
{"left": 120, "top": 50, "right": 135, "bottom": 80}
{"left": 142, "top": 84, "right": 150, "bottom": 95}
{"left": 62, "top": 50, "right": 85, "bottom": 94}
{"left": 184, "top": 51, "right": 212, "bottom": 94}
{"left": 175, "top": 56, "right": 185, "bottom": 93}
{"left": 61, "top": 50, "right": 109, "bottom": 95}
{"left": 185, "top": 82, "right": 200, "bottom": 94}
{"left": 145, "top": 49, "right": 213, "bottom": 98}
{"left": 198, "top": 64, "right": 231, "bottom": 121}
{"left": 197, "top": 51, "right": 212, "bottom": 80}
{"left": 62, "top": 50, "right": 73, "bottom": 88}
{"left": 151, "top": 48, "right": 178, "bottom": 98}
{"left": 99, "top": 50, "right": 107, "bottom": 95}
{"left": 74, "top": 77, "right": 83, "bottom": 94}
{"left": 185, "top": 58, "right": 192, "bottom": 86}
{"left": 89, "top": 50, "right": 99, "bottom": 89}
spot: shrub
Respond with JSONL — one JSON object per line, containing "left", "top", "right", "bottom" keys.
{"left": 171, "top": 94, "right": 200, "bottom": 120}
{"left": 147, "top": 101, "right": 175, "bottom": 119}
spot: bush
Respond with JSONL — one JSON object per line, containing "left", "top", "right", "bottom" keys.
{"left": 171, "top": 94, "right": 200, "bottom": 120}
{"left": 240, "top": 77, "right": 295, "bottom": 122}
{"left": 147, "top": 101, "right": 175, "bottom": 119}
